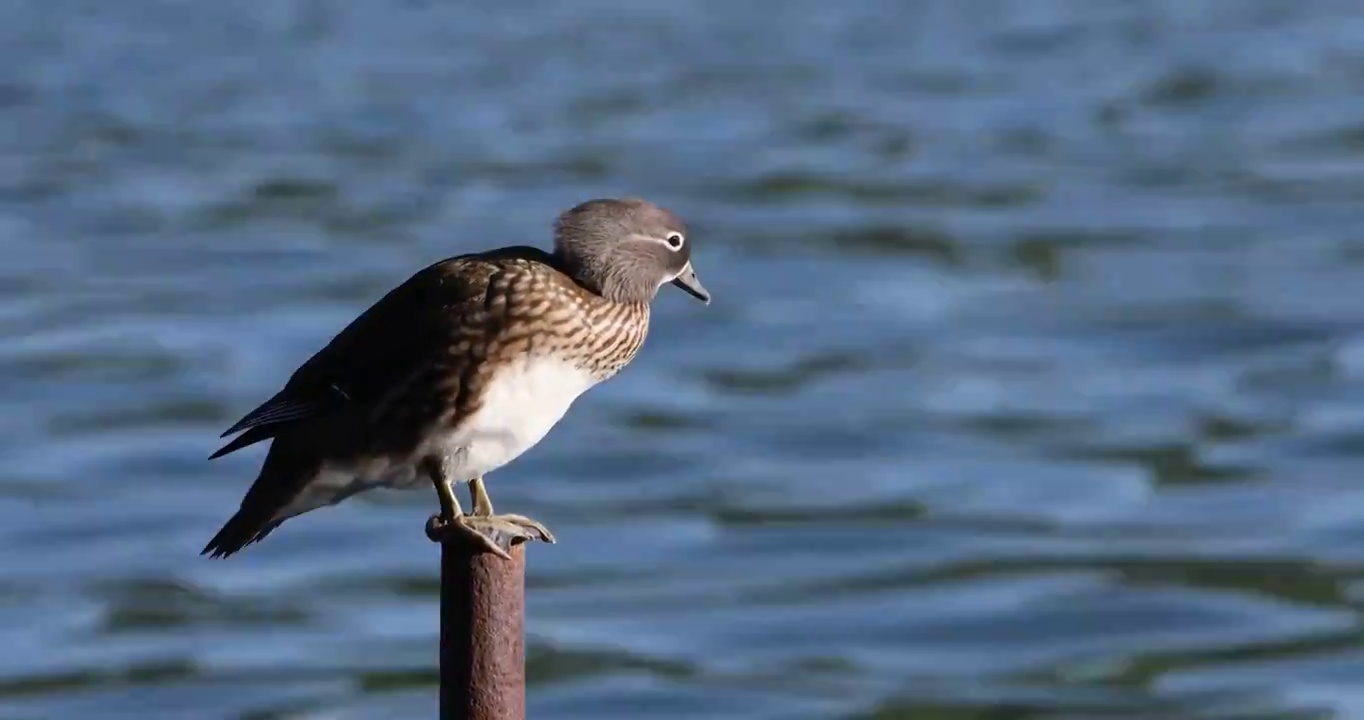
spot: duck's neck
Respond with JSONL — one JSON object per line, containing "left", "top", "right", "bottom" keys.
{"left": 552, "top": 248, "right": 658, "bottom": 305}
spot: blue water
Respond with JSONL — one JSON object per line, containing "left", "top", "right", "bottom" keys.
{"left": 5, "top": 1, "right": 1364, "bottom": 718}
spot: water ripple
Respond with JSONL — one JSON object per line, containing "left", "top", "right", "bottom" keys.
{"left": 4, "top": 1, "right": 1364, "bottom": 718}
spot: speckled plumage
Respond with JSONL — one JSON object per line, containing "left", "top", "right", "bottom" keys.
{"left": 203, "top": 198, "right": 708, "bottom": 558}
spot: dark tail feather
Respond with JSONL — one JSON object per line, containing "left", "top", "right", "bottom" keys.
{"left": 201, "top": 509, "right": 280, "bottom": 559}
{"left": 205, "top": 434, "right": 317, "bottom": 558}
{"left": 209, "top": 426, "right": 277, "bottom": 460}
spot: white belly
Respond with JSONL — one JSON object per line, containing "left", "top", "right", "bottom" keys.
{"left": 273, "top": 355, "right": 597, "bottom": 522}
{"left": 432, "top": 354, "right": 598, "bottom": 480}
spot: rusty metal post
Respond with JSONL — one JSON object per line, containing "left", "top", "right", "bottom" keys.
{"left": 439, "top": 540, "right": 527, "bottom": 720}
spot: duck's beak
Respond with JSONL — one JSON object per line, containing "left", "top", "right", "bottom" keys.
{"left": 670, "top": 263, "right": 710, "bottom": 304}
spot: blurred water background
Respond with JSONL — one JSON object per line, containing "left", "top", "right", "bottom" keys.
{"left": 4, "top": 0, "right": 1364, "bottom": 718}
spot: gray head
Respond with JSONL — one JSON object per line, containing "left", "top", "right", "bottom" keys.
{"left": 552, "top": 197, "right": 710, "bottom": 305}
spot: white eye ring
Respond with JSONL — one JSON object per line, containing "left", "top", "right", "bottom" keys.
{"left": 664, "top": 233, "right": 684, "bottom": 250}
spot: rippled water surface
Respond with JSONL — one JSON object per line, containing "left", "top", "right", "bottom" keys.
{"left": 5, "top": 1, "right": 1364, "bottom": 718}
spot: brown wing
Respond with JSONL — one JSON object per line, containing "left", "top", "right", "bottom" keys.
{"left": 209, "top": 246, "right": 553, "bottom": 459}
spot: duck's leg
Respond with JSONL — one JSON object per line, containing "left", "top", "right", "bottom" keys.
{"left": 423, "top": 461, "right": 554, "bottom": 559}
{"left": 468, "top": 475, "right": 555, "bottom": 539}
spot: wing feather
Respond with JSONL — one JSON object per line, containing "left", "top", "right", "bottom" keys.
{"left": 209, "top": 247, "right": 552, "bottom": 460}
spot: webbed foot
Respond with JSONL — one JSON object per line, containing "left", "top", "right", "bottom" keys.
{"left": 424, "top": 512, "right": 555, "bottom": 559}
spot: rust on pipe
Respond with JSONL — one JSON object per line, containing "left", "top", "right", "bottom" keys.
{"left": 440, "top": 539, "right": 527, "bottom": 720}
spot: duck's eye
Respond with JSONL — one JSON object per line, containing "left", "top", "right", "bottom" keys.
{"left": 665, "top": 233, "right": 684, "bottom": 249}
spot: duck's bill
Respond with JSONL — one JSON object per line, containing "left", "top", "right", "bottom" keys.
{"left": 670, "top": 264, "right": 710, "bottom": 304}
